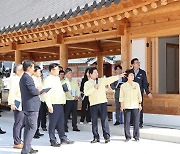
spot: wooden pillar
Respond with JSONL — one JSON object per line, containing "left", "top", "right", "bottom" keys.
{"left": 59, "top": 44, "right": 68, "bottom": 70}
{"left": 146, "top": 37, "right": 153, "bottom": 92}
{"left": 15, "top": 50, "right": 22, "bottom": 64}
{"left": 121, "top": 26, "right": 130, "bottom": 72}
{"left": 97, "top": 51, "right": 103, "bottom": 77}
{"left": 179, "top": 35, "right": 180, "bottom": 94}
{"left": 74, "top": 65, "right": 78, "bottom": 77}
{"left": 151, "top": 37, "right": 159, "bottom": 93}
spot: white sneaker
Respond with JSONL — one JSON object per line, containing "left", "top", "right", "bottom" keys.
{"left": 80, "top": 122, "right": 84, "bottom": 125}
{"left": 88, "top": 122, "right": 92, "bottom": 125}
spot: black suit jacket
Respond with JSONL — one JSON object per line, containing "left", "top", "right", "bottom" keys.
{"left": 131, "top": 68, "right": 150, "bottom": 94}
{"left": 110, "top": 77, "right": 127, "bottom": 99}
{"left": 19, "top": 72, "right": 41, "bottom": 112}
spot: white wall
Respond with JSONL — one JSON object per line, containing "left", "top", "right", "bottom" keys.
{"left": 131, "top": 38, "right": 146, "bottom": 71}
{"left": 158, "top": 36, "right": 179, "bottom": 94}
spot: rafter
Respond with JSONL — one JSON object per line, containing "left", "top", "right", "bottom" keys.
{"left": 64, "top": 30, "right": 120, "bottom": 44}
{"left": 16, "top": 39, "right": 60, "bottom": 51}
{"left": 68, "top": 41, "right": 99, "bottom": 51}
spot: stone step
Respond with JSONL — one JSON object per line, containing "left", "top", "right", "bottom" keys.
{"left": 73, "top": 121, "right": 180, "bottom": 143}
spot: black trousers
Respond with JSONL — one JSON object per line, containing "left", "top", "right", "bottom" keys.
{"left": 131, "top": 93, "right": 143, "bottom": 125}
{"left": 0, "top": 92, "right": 2, "bottom": 112}
{"left": 140, "top": 93, "right": 144, "bottom": 125}
{"left": 22, "top": 111, "right": 38, "bottom": 153}
{"left": 80, "top": 96, "right": 91, "bottom": 123}
{"left": 49, "top": 104, "right": 67, "bottom": 143}
{"left": 36, "top": 102, "right": 48, "bottom": 134}
{"left": 124, "top": 109, "right": 140, "bottom": 140}
{"left": 90, "top": 103, "right": 110, "bottom": 140}
{"left": 64, "top": 100, "right": 78, "bottom": 130}
{"left": 0, "top": 92, "right": 2, "bottom": 100}
{"left": 13, "top": 110, "right": 25, "bottom": 145}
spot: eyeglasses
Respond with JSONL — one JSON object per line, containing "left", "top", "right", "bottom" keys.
{"left": 134, "top": 62, "right": 140, "bottom": 64}
{"left": 52, "top": 68, "right": 60, "bottom": 71}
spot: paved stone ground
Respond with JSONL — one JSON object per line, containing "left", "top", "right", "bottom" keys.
{"left": 0, "top": 111, "right": 180, "bottom": 154}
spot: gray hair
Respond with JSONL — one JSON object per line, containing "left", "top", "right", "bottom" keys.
{"left": 14, "top": 64, "right": 23, "bottom": 73}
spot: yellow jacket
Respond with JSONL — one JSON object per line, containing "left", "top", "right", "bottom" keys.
{"left": 43, "top": 74, "right": 66, "bottom": 108}
{"left": 8, "top": 75, "right": 22, "bottom": 111}
{"left": 84, "top": 76, "right": 119, "bottom": 106}
{"left": 119, "top": 82, "right": 142, "bottom": 109}
{"left": 63, "top": 78, "right": 80, "bottom": 100}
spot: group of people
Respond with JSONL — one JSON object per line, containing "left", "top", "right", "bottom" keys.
{"left": 82, "top": 58, "right": 153, "bottom": 143}
{"left": 0, "top": 57, "right": 152, "bottom": 154}
{"left": 7, "top": 61, "right": 75, "bottom": 154}
{"left": 0, "top": 76, "right": 6, "bottom": 134}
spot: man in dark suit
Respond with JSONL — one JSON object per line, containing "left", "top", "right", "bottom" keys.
{"left": 110, "top": 65, "right": 126, "bottom": 125}
{"left": 20, "top": 60, "right": 42, "bottom": 154}
{"left": 130, "top": 58, "right": 153, "bottom": 128}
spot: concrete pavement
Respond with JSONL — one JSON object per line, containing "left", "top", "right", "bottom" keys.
{"left": 0, "top": 111, "right": 179, "bottom": 154}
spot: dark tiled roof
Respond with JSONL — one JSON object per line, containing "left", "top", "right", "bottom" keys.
{"left": 0, "top": 0, "right": 121, "bottom": 35}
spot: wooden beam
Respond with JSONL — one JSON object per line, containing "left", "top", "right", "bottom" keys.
{"left": 17, "top": 39, "right": 60, "bottom": 51}
{"left": 128, "top": 7, "right": 180, "bottom": 38}
{"left": 101, "top": 38, "right": 121, "bottom": 43}
{"left": 69, "top": 53, "right": 96, "bottom": 59}
{"left": 129, "top": 19, "right": 180, "bottom": 38}
{"left": 0, "top": 42, "right": 16, "bottom": 53}
{"left": 101, "top": 50, "right": 121, "bottom": 56}
{"left": 68, "top": 42, "right": 99, "bottom": 51}
{"left": 26, "top": 47, "right": 59, "bottom": 55}
{"left": 63, "top": 30, "right": 120, "bottom": 44}
{"left": 26, "top": 50, "right": 58, "bottom": 55}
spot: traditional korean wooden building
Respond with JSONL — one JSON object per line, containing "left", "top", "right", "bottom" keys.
{"left": 1, "top": 0, "right": 180, "bottom": 119}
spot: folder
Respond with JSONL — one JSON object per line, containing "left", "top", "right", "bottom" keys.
{"left": 62, "top": 83, "right": 69, "bottom": 92}
{"left": 40, "top": 88, "right": 51, "bottom": 94}
{"left": 14, "top": 100, "right": 21, "bottom": 109}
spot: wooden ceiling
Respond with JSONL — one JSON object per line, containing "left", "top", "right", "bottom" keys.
{"left": 0, "top": 38, "right": 121, "bottom": 61}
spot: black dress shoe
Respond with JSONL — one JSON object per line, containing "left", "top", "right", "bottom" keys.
{"left": 105, "top": 138, "right": 110, "bottom": 143}
{"left": 73, "top": 128, "right": 80, "bottom": 132}
{"left": 37, "top": 132, "right": 44, "bottom": 137}
{"left": 125, "top": 138, "right": 131, "bottom": 142}
{"left": 61, "top": 139, "right": 74, "bottom": 144}
{"left": 0, "top": 128, "right": 6, "bottom": 134}
{"left": 50, "top": 141, "right": 61, "bottom": 147}
{"left": 139, "top": 124, "right": 143, "bottom": 128}
{"left": 33, "top": 134, "right": 40, "bottom": 139}
{"left": 42, "top": 128, "right": 47, "bottom": 131}
{"left": 91, "top": 138, "right": 100, "bottom": 143}
{"left": 134, "top": 139, "right": 139, "bottom": 142}
{"left": 30, "top": 148, "right": 38, "bottom": 153}
{"left": 114, "top": 121, "right": 120, "bottom": 126}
